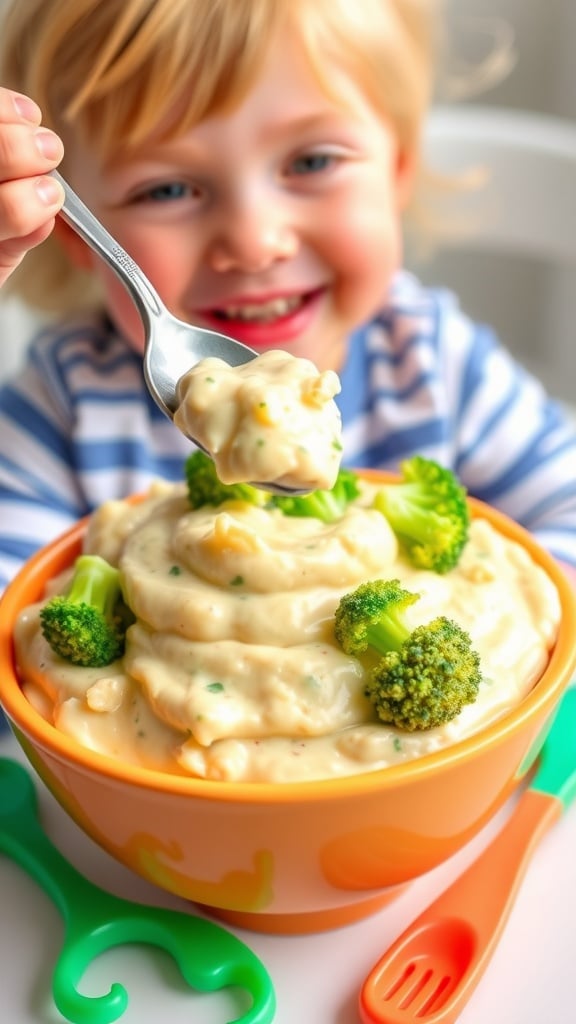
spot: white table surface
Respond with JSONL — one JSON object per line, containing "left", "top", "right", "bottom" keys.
{"left": 1, "top": 727, "right": 575, "bottom": 1024}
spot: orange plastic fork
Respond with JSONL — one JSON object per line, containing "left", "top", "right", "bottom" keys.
{"left": 359, "top": 688, "right": 576, "bottom": 1024}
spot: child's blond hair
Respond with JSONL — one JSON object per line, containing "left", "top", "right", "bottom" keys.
{"left": 0, "top": 0, "right": 440, "bottom": 314}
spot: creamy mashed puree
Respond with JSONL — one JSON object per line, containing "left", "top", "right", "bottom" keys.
{"left": 174, "top": 350, "right": 342, "bottom": 490}
{"left": 14, "top": 479, "right": 560, "bottom": 783}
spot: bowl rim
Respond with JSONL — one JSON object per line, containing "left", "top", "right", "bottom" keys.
{"left": 1, "top": 475, "right": 575, "bottom": 803}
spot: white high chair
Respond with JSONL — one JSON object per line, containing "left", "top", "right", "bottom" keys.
{"left": 418, "top": 104, "right": 576, "bottom": 262}
{"left": 0, "top": 298, "right": 40, "bottom": 381}
{"left": 407, "top": 104, "right": 576, "bottom": 408}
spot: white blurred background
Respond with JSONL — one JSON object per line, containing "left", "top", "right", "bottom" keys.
{"left": 412, "top": 0, "right": 576, "bottom": 406}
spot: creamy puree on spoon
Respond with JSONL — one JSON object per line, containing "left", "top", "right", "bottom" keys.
{"left": 173, "top": 349, "right": 343, "bottom": 490}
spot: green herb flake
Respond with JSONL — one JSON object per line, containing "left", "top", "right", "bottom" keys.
{"left": 393, "top": 736, "right": 403, "bottom": 753}
{"left": 229, "top": 575, "right": 245, "bottom": 586}
{"left": 206, "top": 682, "right": 225, "bottom": 693}
{"left": 169, "top": 565, "right": 182, "bottom": 576}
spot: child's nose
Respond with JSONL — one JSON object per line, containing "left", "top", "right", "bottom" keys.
{"left": 208, "top": 201, "right": 297, "bottom": 273}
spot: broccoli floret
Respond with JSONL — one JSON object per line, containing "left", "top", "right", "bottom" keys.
{"left": 185, "top": 450, "right": 268, "bottom": 508}
{"left": 373, "top": 455, "right": 469, "bottom": 573}
{"left": 334, "top": 577, "right": 420, "bottom": 656}
{"left": 271, "top": 467, "right": 360, "bottom": 523}
{"left": 185, "top": 450, "right": 360, "bottom": 523}
{"left": 40, "top": 554, "right": 131, "bottom": 667}
{"left": 334, "top": 578, "right": 481, "bottom": 730}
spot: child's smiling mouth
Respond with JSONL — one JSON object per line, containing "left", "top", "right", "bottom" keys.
{"left": 214, "top": 293, "right": 305, "bottom": 324}
{"left": 199, "top": 287, "right": 325, "bottom": 348}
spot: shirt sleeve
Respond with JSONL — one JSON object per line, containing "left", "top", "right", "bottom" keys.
{"left": 0, "top": 354, "right": 87, "bottom": 591}
{"left": 443, "top": 301, "right": 576, "bottom": 568}
{"left": 0, "top": 318, "right": 195, "bottom": 595}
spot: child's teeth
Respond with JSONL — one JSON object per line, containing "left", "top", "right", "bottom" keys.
{"left": 222, "top": 295, "right": 302, "bottom": 322}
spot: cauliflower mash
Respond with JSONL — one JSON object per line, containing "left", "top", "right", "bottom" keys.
{"left": 13, "top": 477, "right": 561, "bottom": 783}
{"left": 174, "top": 349, "right": 342, "bottom": 490}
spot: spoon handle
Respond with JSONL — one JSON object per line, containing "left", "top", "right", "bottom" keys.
{"left": 359, "top": 687, "right": 576, "bottom": 1024}
{"left": 0, "top": 757, "right": 113, "bottom": 920}
{"left": 51, "top": 170, "right": 165, "bottom": 326}
{"left": 0, "top": 758, "right": 276, "bottom": 1024}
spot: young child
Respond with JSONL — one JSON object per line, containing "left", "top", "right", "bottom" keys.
{"left": 0, "top": 1, "right": 574, "bottom": 609}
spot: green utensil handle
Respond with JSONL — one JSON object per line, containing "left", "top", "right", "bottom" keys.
{"left": 531, "top": 685, "right": 576, "bottom": 807}
{"left": 0, "top": 758, "right": 275, "bottom": 1024}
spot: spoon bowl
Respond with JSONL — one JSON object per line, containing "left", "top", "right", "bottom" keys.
{"left": 51, "top": 170, "right": 308, "bottom": 496}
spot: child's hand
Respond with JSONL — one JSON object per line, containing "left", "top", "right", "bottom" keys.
{"left": 0, "top": 87, "right": 64, "bottom": 288}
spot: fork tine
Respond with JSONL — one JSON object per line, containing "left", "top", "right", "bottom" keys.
{"left": 390, "top": 958, "right": 456, "bottom": 1015}
{"left": 361, "top": 955, "right": 456, "bottom": 1022}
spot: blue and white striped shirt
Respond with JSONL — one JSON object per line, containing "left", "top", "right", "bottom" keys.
{"left": 1, "top": 269, "right": 575, "bottom": 593}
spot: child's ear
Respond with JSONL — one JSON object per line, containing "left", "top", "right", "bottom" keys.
{"left": 395, "top": 147, "right": 417, "bottom": 209}
{"left": 52, "top": 217, "right": 94, "bottom": 270}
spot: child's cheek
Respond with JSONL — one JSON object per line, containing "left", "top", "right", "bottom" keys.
{"left": 333, "top": 207, "right": 401, "bottom": 302}
{"left": 98, "top": 266, "right": 146, "bottom": 353}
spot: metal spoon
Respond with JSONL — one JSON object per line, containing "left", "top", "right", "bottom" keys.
{"left": 50, "top": 170, "right": 307, "bottom": 495}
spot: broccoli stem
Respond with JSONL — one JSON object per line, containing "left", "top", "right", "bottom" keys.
{"left": 366, "top": 610, "right": 410, "bottom": 654}
{"left": 372, "top": 456, "right": 470, "bottom": 574}
{"left": 67, "top": 555, "right": 121, "bottom": 615}
{"left": 375, "top": 488, "right": 438, "bottom": 537}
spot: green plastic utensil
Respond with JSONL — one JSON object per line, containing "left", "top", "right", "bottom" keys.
{"left": 0, "top": 757, "right": 276, "bottom": 1024}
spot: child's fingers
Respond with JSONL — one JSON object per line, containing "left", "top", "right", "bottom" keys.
{"left": 0, "top": 215, "right": 57, "bottom": 287}
{"left": 0, "top": 88, "right": 42, "bottom": 126}
{"left": 0, "top": 174, "right": 63, "bottom": 240}
{"left": 0, "top": 217, "right": 56, "bottom": 275}
{"left": 0, "top": 122, "right": 64, "bottom": 181}
{"left": 0, "top": 174, "right": 64, "bottom": 287}
{"left": 0, "top": 88, "right": 64, "bottom": 283}
{"left": 0, "top": 86, "right": 63, "bottom": 181}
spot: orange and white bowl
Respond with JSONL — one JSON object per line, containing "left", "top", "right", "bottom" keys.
{"left": 1, "top": 478, "right": 575, "bottom": 934}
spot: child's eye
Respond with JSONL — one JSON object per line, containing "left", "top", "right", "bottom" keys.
{"left": 143, "top": 182, "right": 190, "bottom": 202}
{"left": 130, "top": 180, "right": 204, "bottom": 205}
{"left": 288, "top": 152, "right": 336, "bottom": 176}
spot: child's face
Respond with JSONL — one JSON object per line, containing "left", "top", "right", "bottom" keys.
{"left": 62, "top": 26, "right": 412, "bottom": 372}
